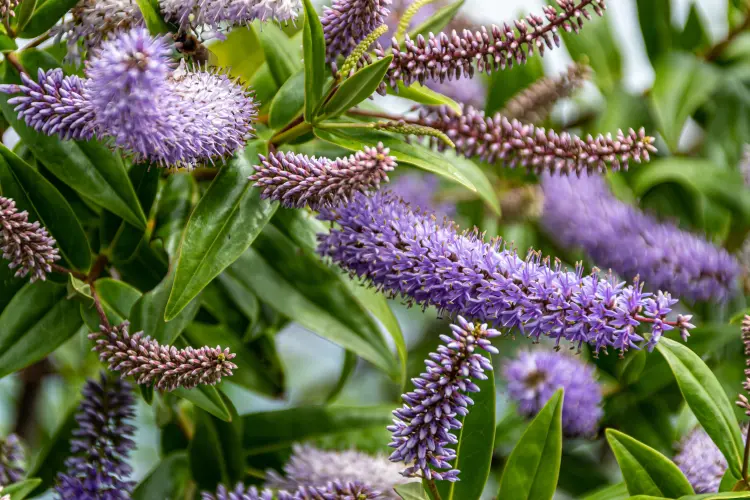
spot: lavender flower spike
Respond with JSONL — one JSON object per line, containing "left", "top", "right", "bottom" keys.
{"left": 504, "top": 351, "right": 603, "bottom": 437}
{"left": 0, "top": 434, "right": 24, "bottom": 486}
{"left": 202, "top": 483, "right": 273, "bottom": 500}
{"left": 250, "top": 142, "right": 396, "bottom": 209}
{"left": 278, "top": 480, "right": 383, "bottom": 499}
{"left": 736, "top": 316, "right": 750, "bottom": 415}
{"left": 90, "top": 321, "right": 237, "bottom": 391}
{"left": 55, "top": 373, "right": 136, "bottom": 499}
{"left": 322, "top": 0, "right": 392, "bottom": 63}
{"left": 0, "top": 69, "right": 96, "bottom": 141}
{"left": 388, "top": 317, "right": 498, "bottom": 481}
{"left": 541, "top": 173, "right": 740, "bottom": 302}
{"left": 319, "top": 192, "right": 694, "bottom": 353}
{"left": 161, "top": 0, "right": 302, "bottom": 29}
{"left": 377, "top": 0, "right": 605, "bottom": 88}
{"left": 388, "top": 173, "right": 455, "bottom": 218}
{"left": 0, "top": 196, "right": 60, "bottom": 283}
{"left": 265, "top": 444, "right": 407, "bottom": 498}
{"left": 418, "top": 105, "right": 656, "bottom": 174}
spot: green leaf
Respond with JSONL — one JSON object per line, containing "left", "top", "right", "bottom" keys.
{"left": 437, "top": 354, "right": 495, "bottom": 500}
{"left": 3, "top": 479, "right": 42, "bottom": 499}
{"left": 0, "top": 34, "right": 16, "bottom": 52}
{"left": 1, "top": 51, "right": 146, "bottom": 229}
{"left": 242, "top": 405, "right": 392, "bottom": 454}
{"left": 184, "top": 323, "right": 283, "bottom": 397}
{"left": 26, "top": 406, "right": 77, "bottom": 494}
{"left": 132, "top": 452, "right": 191, "bottom": 500}
{"left": 681, "top": 494, "right": 750, "bottom": 499}
{"left": 19, "top": 0, "right": 78, "bottom": 37}
{"left": 314, "top": 127, "right": 499, "bottom": 213}
{"left": 14, "top": 0, "right": 37, "bottom": 34}
{"left": 650, "top": 53, "right": 720, "bottom": 152}
{"left": 78, "top": 278, "right": 142, "bottom": 330}
{"left": 258, "top": 23, "right": 301, "bottom": 87}
{"left": 249, "top": 63, "right": 280, "bottom": 113}
{"left": 135, "top": 0, "right": 174, "bottom": 34}
{"left": 618, "top": 350, "right": 648, "bottom": 386}
{"left": 408, "top": 0, "right": 465, "bottom": 40}
{"left": 165, "top": 142, "right": 277, "bottom": 320}
{"left": 153, "top": 173, "right": 196, "bottom": 258}
{"left": 388, "top": 82, "right": 462, "bottom": 114}
{"left": 131, "top": 272, "right": 200, "bottom": 344}
{"left": 189, "top": 397, "right": 244, "bottom": 491}
{"left": 269, "top": 69, "right": 305, "bottom": 130}
{"left": 0, "top": 281, "right": 82, "bottom": 378}
{"left": 486, "top": 57, "right": 543, "bottom": 115}
{"left": 636, "top": 0, "right": 674, "bottom": 64}
{"left": 606, "top": 429, "right": 694, "bottom": 497}
{"left": 321, "top": 56, "right": 393, "bottom": 118}
{"left": 582, "top": 482, "right": 630, "bottom": 500}
{"left": 678, "top": 4, "right": 711, "bottom": 52}
{"left": 174, "top": 385, "right": 232, "bottom": 422}
{"left": 395, "top": 483, "right": 430, "bottom": 500}
{"left": 0, "top": 145, "right": 91, "bottom": 271}
{"left": 211, "top": 26, "right": 265, "bottom": 82}
{"left": 657, "top": 337, "right": 744, "bottom": 478}
{"left": 497, "top": 389, "right": 563, "bottom": 500}
{"left": 302, "top": 0, "right": 326, "bottom": 122}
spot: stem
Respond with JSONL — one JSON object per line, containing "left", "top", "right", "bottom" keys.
{"left": 49, "top": 263, "right": 87, "bottom": 280}
{"left": 425, "top": 479, "right": 443, "bottom": 500}
{"left": 704, "top": 10, "right": 750, "bottom": 61}
{"left": 2, "top": 17, "right": 15, "bottom": 39}
{"left": 24, "top": 31, "right": 53, "bottom": 49}
{"left": 315, "top": 121, "right": 375, "bottom": 130}
{"left": 5, "top": 51, "right": 24, "bottom": 74}
{"left": 742, "top": 425, "right": 750, "bottom": 486}
{"left": 270, "top": 121, "right": 313, "bottom": 146}
{"left": 89, "top": 281, "right": 110, "bottom": 329}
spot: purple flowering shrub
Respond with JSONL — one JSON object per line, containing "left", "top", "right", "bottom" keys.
{"left": 0, "top": 0, "right": 748, "bottom": 498}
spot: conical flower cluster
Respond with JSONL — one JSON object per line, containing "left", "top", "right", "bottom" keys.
{"left": 673, "top": 426, "right": 747, "bottom": 493}
{"left": 203, "top": 480, "right": 383, "bottom": 499}
{"left": 321, "top": 0, "right": 392, "bottom": 63}
{"left": 0, "top": 196, "right": 60, "bottom": 283}
{"left": 89, "top": 321, "right": 237, "bottom": 391}
{"left": 160, "top": 0, "right": 302, "bottom": 30}
{"left": 250, "top": 142, "right": 396, "bottom": 209}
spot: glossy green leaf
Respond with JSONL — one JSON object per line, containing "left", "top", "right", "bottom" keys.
{"left": 496, "top": 389, "right": 563, "bottom": 500}
{"left": 132, "top": 452, "right": 191, "bottom": 500}
{"left": 606, "top": 429, "right": 694, "bottom": 497}
{"left": 650, "top": 53, "right": 720, "bottom": 152}
{"left": 211, "top": 26, "right": 265, "bottom": 82}
{"left": 242, "top": 405, "right": 392, "bottom": 454}
{"left": 1, "top": 51, "right": 146, "bottom": 229}
{"left": 321, "top": 56, "right": 393, "bottom": 118}
{"left": 582, "top": 482, "right": 629, "bottom": 500}
{"left": 166, "top": 142, "right": 276, "bottom": 320}
{"left": 408, "top": 0, "right": 465, "bottom": 40}
{"left": 184, "top": 322, "right": 283, "bottom": 397}
{"left": 79, "top": 278, "right": 142, "bottom": 331}
{"left": 657, "top": 337, "right": 744, "bottom": 477}
{"left": 437, "top": 354, "right": 495, "bottom": 500}
{"left": 173, "top": 385, "right": 232, "bottom": 422}
{"left": 258, "top": 23, "right": 301, "bottom": 86}
{"left": 153, "top": 173, "right": 196, "bottom": 258}
{"left": 0, "top": 144, "right": 91, "bottom": 271}
{"left": 19, "top": 0, "right": 78, "bottom": 36}
{"left": 396, "top": 483, "right": 430, "bottom": 500}
{"left": 14, "top": 0, "right": 37, "bottom": 34}
{"left": 302, "top": 0, "right": 326, "bottom": 121}
{"left": 0, "top": 281, "right": 82, "bottom": 378}
{"left": 0, "top": 34, "right": 16, "bottom": 52}
{"left": 314, "top": 127, "right": 499, "bottom": 214}
{"left": 2, "top": 478, "right": 42, "bottom": 499}
{"left": 269, "top": 69, "right": 305, "bottom": 130}
{"left": 135, "top": 0, "right": 174, "bottom": 34}
{"left": 388, "top": 82, "right": 461, "bottom": 114}
{"left": 249, "top": 63, "right": 280, "bottom": 113}
{"left": 189, "top": 397, "right": 244, "bottom": 491}
{"left": 131, "top": 272, "right": 200, "bottom": 344}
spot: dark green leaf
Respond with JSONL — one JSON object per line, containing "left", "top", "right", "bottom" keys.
{"left": 153, "top": 173, "right": 196, "bottom": 258}
{"left": 657, "top": 338, "right": 744, "bottom": 478}
{"left": 78, "top": 278, "right": 142, "bottom": 331}
{"left": 302, "top": 0, "right": 326, "bottom": 121}
{"left": 496, "top": 389, "right": 563, "bottom": 500}
{"left": 395, "top": 483, "right": 430, "bottom": 500}
{"left": 1, "top": 51, "right": 146, "bottom": 229}
{"left": 437, "top": 354, "right": 495, "bottom": 500}
{"left": 326, "top": 350, "right": 357, "bottom": 402}
{"left": 19, "top": 0, "right": 78, "bottom": 37}
{"left": 165, "top": 142, "right": 277, "bottom": 320}
{"left": 269, "top": 69, "right": 305, "bottom": 130}
{"left": 678, "top": 4, "right": 711, "bottom": 52}
{"left": 618, "top": 350, "right": 648, "bottom": 386}
{"left": 189, "top": 397, "right": 244, "bottom": 491}
{"left": 135, "top": 0, "right": 174, "bottom": 34}
{"left": 0, "top": 144, "right": 91, "bottom": 271}
{"left": 2, "top": 478, "right": 42, "bottom": 499}
{"left": 486, "top": 57, "right": 543, "bottom": 114}
{"left": 650, "top": 53, "right": 720, "bottom": 152}
{"left": 0, "top": 281, "right": 82, "bottom": 378}
{"left": 636, "top": 0, "right": 674, "bottom": 64}
{"left": 242, "top": 405, "right": 393, "bottom": 454}
{"left": 606, "top": 429, "right": 694, "bottom": 497}
{"left": 250, "top": 63, "right": 280, "bottom": 113}
{"left": 258, "top": 23, "right": 301, "bottom": 87}
{"left": 184, "top": 322, "right": 283, "bottom": 397}
{"left": 131, "top": 272, "right": 200, "bottom": 344}
{"left": 132, "top": 452, "right": 191, "bottom": 500}
{"left": 173, "top": 385, "right": 232, "bottom": 422}
{"left": 388, "top": 82, "right": 461, "bottom": 114}
{"left": 27, "top": 405, "right": 78, "bottom": 493}
{"left": 408, "top": 0, "right": 465, "bottom": 40}
{"left": 321, "top": 56, "right": 393, "bottom": 118}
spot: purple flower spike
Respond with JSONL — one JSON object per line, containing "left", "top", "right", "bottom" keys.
{"left": 388, "top": 317, "right": 499, "bottom": 481}
{"left": 418, "top": 105, "right": 656, "bottom": 174}
{"left": 0, "top": 434, "right": 24, "bottom": 486}
{"left": 387, "top": 173, "right": 454, "bottom": 218}
{"left": 377, "top": 0, "right": 605, "bottom": 88}
{"left": 322, "top": 0, "right": 392, "bottom": 63}
{"left": 89, "top": 321, "right": 238, "bottom": 391}
{"left": 201, "top": 483, "right": 274, "bottom": 500}
{"left": 318, "top": 191, "right": 693, "bottom": 354}
{"left": 278, "top": 480, "right": 383, "bottom": 499}
{"left": 673, "top": 426, "right": 747, "bottom": 493}
{"left": 250, "top": 142, "right": 396, "bottom": 209}
{"left": 55, "top": 373, "right": 136, "bottom": 499}
{"left": 504, "top": 351, "right": 603, "bottom": 437}
{"left": 541, "top": 173, "right": 740, "bottom": 302}
{"left": 0, "top": 196, "right": 60, "bottom": 283}
{"left": 161, "top": 0, "right": 302, "bottom": 29}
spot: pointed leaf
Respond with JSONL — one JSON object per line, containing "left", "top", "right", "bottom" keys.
{"left": 153, "top": 173, "right": 196, "bottom": 258}
{"left": 18, "top": 0, "right": 79, "bottom": 36}
{"left": 2, "top": 478, "right": 42, "bottom": 499}
{"left": 321, "top": 56, "right": 393, "bottom": 118}
{"left": 166, "top": 142, "right": 277, "bottom": 321}
{"left": 302, "top": 0, "right": 326, "bottom": 121}
{"left": 135, "top": 0, "right": 174, "bottom": 34}
{"left": 258, "top": 23, "right": 301, "bottom": 86}
{"left": 388, "top": 82, "right": 461, "bottom": 114}
{"left": 497, "top": 389, "right": 563, "bottom": 500}
{"left": 396, "top": 483, "right": 430, "bottom": 500}
{"left": 131, "top": 272, "right": 200, "bottom": 344}
{"left": 657, "top": 337, "right": 744, "bottom": 478}
{"left": 606, "top": 429, "right": 694, "bottom": 497}
{"left": 269, "top": 69, "right": 305, "bottom": 130}
{"left": 174, "top": 385, "right": 232, "bottom": 422}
